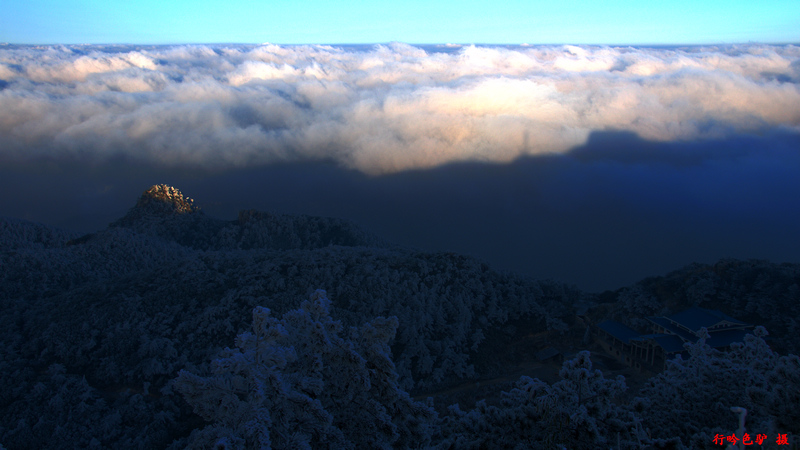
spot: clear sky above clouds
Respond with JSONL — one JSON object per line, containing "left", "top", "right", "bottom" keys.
{"left": 2, "top": 0, "right": 798, "bottom": 45}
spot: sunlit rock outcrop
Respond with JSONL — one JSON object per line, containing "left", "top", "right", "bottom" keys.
{"left": 111, "top": 184, "right": 201, "bottom": 227}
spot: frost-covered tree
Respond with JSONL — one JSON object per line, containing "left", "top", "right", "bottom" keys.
{"left": 439, "top": 351, "right": 646, "bottom": 449}
{"left": 0, "top": 363, "right": 177, "bottom": 449}
{"left": 174, "top": 290, "right": 437, "bottom": 449}
{"left": 636, "top": 327, "right": 800, "bottom": 448}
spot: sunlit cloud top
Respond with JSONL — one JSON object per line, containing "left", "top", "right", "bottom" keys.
{"left": 1, "top": 43, "right": 799, "bottom": 174}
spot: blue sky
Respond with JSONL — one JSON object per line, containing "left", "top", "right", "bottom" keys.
{"left": 2, "top": 0, "right": 798, "bottom": 45}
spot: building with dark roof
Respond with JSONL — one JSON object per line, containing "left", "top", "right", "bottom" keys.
{"left": 595, "top": 307, "right": 753, "bottom": 371}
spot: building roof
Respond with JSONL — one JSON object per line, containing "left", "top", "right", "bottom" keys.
{"left": 597, "top": 320, "right": 640, "bottom": 344}
{"left": 632, "top": 333, "right": 686, "bottom": 353}
{"left": 600, "top": 308, "right": 753, "bottom": 359}
{"left": 651, "top": 334, "right": 686, "bottom": 353}
{"left": 667, "top": 306, "right": 748, "bottom": 332}
{"left": 647, "top": 316, "right": 697, "bottom": 341}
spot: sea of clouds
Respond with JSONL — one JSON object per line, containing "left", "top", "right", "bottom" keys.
{"left": 1, "top": 42, "right": 799, "bottom": 174}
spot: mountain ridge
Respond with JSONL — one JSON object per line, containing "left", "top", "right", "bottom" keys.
{"left": 1, "top": 185, "right": 798, "bottom": 448}
{"left": 69, "top": 184, "right": 390, "bottom": 251}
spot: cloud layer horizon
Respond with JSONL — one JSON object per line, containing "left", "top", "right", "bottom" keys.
{"left": 2, "top": 43, "right": 799, "bottom": 174}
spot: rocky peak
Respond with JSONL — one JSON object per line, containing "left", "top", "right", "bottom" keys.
{"left": 137, "top": 185, "right": 199, "bottom": 215}
{"left": 111, "top": 185, "right": 201, "bottom": 227}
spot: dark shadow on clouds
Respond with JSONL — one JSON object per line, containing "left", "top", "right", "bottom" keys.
{"left": 2, "top": 130, "right": 799, "bottom": 292}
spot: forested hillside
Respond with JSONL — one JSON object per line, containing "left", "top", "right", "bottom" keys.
{"left": 0, "top": 185, "right": 797, "bottom": 449}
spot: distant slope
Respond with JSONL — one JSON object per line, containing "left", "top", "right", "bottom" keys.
{"left": 0, "top": 215, "right": 80, "bottom": 249}
{"left": 0, "top": 184, "right": 579, "bottom": 448}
